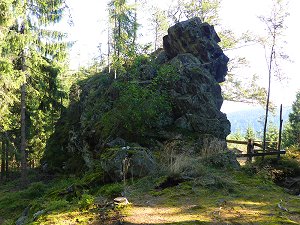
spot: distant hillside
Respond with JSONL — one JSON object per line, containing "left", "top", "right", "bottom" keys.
{"left": 226, "top": 106, "right": 291, "bottom": 134}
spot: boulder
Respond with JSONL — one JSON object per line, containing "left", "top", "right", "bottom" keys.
{"left": 100, "top": 147, "right": 157, "bottom": 182}
{"left": 168, "top": 53, "right": 230, "bottom": 139}
{"left": 43, "top": 17, "right": 232, "bottom": 173}
{"left": 163, "top": 17, "right": 229, "bottom": 82}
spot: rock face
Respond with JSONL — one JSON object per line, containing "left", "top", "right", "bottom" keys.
{"left": 168, "top": 53, "right": 230, "bottom": 139}
{"left": 43, "top": 17, "right": 231, "bottom": 174}
{"left": 163, "top": 17, "right": 229, "bottom": 82}
{"left": 160, "top": 17, "right": 230, "bottom": 139}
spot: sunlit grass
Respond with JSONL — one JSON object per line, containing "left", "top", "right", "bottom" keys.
{"left": 0, "top": 164, "right": 299, "bottom": 225}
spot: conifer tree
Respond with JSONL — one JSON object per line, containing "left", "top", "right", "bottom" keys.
{"left": 149, "top": 7, "right": 168, "bottom": 51}
{"left": 288, "top": 91, "right": 300, "bottom": 147}
{"left": 1, "top": 0, "right": 68, "bottom": 184}
{"left": 108, "top": 0, "right": 138, "bottom": 78}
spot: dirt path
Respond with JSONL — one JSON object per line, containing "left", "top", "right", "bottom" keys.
{"left": 115, "top": 189, "right": 300, "bottom": 225}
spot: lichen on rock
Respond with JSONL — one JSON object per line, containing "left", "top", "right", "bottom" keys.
{"left": 42, "top": 17, "right": 232, "bottom": 174}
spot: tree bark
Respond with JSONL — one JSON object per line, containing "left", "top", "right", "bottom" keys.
{"left": 262, "top": 40, "right": 275, "bottom": 158}
{"left": 20, "top": 80, "right": 28, "bottom": 185}
{"left": 19, "top": 21, "right": 28, "bottom": 186}
{"left": 5, "top": 135, "right": 8, "bottom": 178}
{"left": 1, "top": 134, "right": 5, "bottom": 180}
{"left": 132, "top": 0, "right": 137, "bottom": 45}
{"left": 108, "top": 27, "right": 111, "bottom": 73}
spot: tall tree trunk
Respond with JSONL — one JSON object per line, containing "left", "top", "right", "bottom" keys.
{"left": 20, "top": 80, "right": 28, "bottom": 185}
{"left": 19, "top": 21, "right": 28, "bottom": 186}
{"left": 1, "top": 134, "right": 5, "bottom": 180}
{"left": 132, "top": 0, "right": 137, "bottom": 45}
{"left": 262, "top": 43, "right": 275, "bottom": 155}
{"left": 114, "top": 8, "right": 118, "bottom": 79}
{"left": 154, "top": 21, "right": 158, "bottom": 51}
{"left": 5, "top": 135, "right": 8, "bottom": 179}
{"left": 107, "top": 27, "right": 111, "bottom": 73}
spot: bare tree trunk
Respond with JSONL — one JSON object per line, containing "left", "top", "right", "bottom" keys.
{"left": 5, "top": 136, "right": 8, "bottom": 178}
{"left": 262, "top": 44, "right": 275, "bottom": 157}
{"left": 108, "top": 27, "right": 111, "bottom": 73}
{"left": 1, "top": 134, "right": 5, "bottom": 180}
{"left": 114, "top": 8, "right": 118, "bottom": 79}
{"left": 20, "top": 80, "right": 28, "bottom": 185}
{"left": 277, "top": 104, "right": 283, "bottom": 160}
{"left": 19, "top": 21, "right": 28, "bottom": 186}
{"left": 154, "top": 21, "right": 158, "bottom": 51}
{"left": 132, "top": 0, "right": 137, "bottom": 45}
{"left": 262, "top": 75, "right": 270, "bottom": 152}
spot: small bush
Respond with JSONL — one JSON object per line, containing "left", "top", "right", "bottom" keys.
{"left": 22, "top": 182, "right": 47, "bottom": 198}
{"left": 100, "top": 82, "right": 171, "bottom": 138}
{"left": 96, "top": 183, "right": 123, "bottom": 198}
{"left": 80, "top": 170, "right": 105, "bottom": 187}
{"left": 78, "top": 193, "right": 94, "bottom": 209}
{"left": 46, "top": 199, "right": 69, "bottom": 211}
{"left": 243, "top": 155, "right": 300, "bottom": 182}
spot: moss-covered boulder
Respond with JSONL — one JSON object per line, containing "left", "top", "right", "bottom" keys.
{"left": 100, "top": 147, "right": 157, "bottom": 182}
{"left": 42, "top": 17, "right": 231, "bottom": 173}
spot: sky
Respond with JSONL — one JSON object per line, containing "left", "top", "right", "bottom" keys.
{"left": 60, "top": 0, "right": 300, "bottom": 113}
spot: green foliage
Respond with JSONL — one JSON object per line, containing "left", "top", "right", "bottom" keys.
{"left": 149, "top": 6, "right": 169, "bottom": 50}
{"left": 203, "top": 151, "right": 240, "bottom": 169}
{"left": 0, "top": 189, "right": 28, "bottom": 218}
{"left": 228, "top": 129, "right": 243, "bottom": 141}
{"left": 96, "top": 183, "right": 124, "bottom": 198}
{"left": 167, "top": 0, "right": 220, "bottom": 25}
{"left": 0, "top": 0, "right": 70, "bottom": 176}
{"left": 46, "top": 199, "right": 70, "bottom": 212}
{"left": 244, "top": 155, "right": 300, "bottom": 182}
{"left": 78, "top": 193, "right": 94, "bottom": 210}
{"left": 100, "top": 82, "right": 171, "bottom": 138}
{"left": 287, "top": 91, "right": 300, "bottom": 147}
{"left": 79, "top": 169, "right": 105, "bottom": 187}
{"left": 22, "top": 182, "right": 47, "bottom": 198}
{"left": 108, "top": 0, "right": 138, "bottom": 76}
{"left": 244, "top": 126, "right": 256, "bottom": 140}
{"left": 152, "top": 64, "right": 179, "bottom": 89}
{"left": 127, "top": 54, "right": 151, "bottom": 78}
{"left": 265, "top": 122, "right": 279, "bottom": 149}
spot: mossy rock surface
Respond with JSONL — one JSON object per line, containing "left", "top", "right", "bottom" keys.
{"left": 100, "top": 147, "right": 157, "bottom": 182}
{"left": 42, "top": 17, "right": 231, "bottom": 174}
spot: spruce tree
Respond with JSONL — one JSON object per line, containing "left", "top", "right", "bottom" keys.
{"left": 1, "top": 0, "right": 68, "bottom": 184}
{"left": 288, "top": 91, "right": 300, "bottom": 147}
{"left": 108, "top": 0, "right": 138, "bottom": 78}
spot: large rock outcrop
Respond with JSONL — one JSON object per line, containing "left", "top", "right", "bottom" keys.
{"left": 42, "top": 17, "right": 231, "bottom": 175}
{"left": 163, "top": 17, "right": 229, "bottom": 82}
{"left": 158, "top": 17, "right": 230, "bottom": 138}
{"left": 168, "top": 53, "right": 230, "bottom": 138}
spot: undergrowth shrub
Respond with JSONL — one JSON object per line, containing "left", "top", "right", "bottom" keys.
{"left": 46, "top": 199, "right": 69, "bottom": 211}
{"left": 80, "top": 168, "right": 105, "bottom": 187}
{"left": 242, "top": 155, "right": 300, "bottom": 182}
{"left": 96, "top": 183, "right": 124, "bottom": 198}
{"left": 78, "top": 193, "right": 94, "bottom": 209}
{"left": 23, "top": 182, "right": 47, "bottom": 198}
{"left": 100, "top": 82, "right": 171, "bottom": 138}
{"left": 0, "top": 192, "right": 27, "bottom": 217}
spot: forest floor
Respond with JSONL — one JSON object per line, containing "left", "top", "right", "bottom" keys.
{"left": 0, "top": 157, "right": 299, "bottom": 225}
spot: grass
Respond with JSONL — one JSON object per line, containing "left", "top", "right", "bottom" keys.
{"left": 0, "top": 156, "right": 299, "bottom": 225}
{"left": 122, "top": 170, "right": 300, "bottom": 225}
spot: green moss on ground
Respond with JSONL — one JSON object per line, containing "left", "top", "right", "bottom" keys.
{"left": 0, "top": 161, "right": 299, "bottom": 225}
